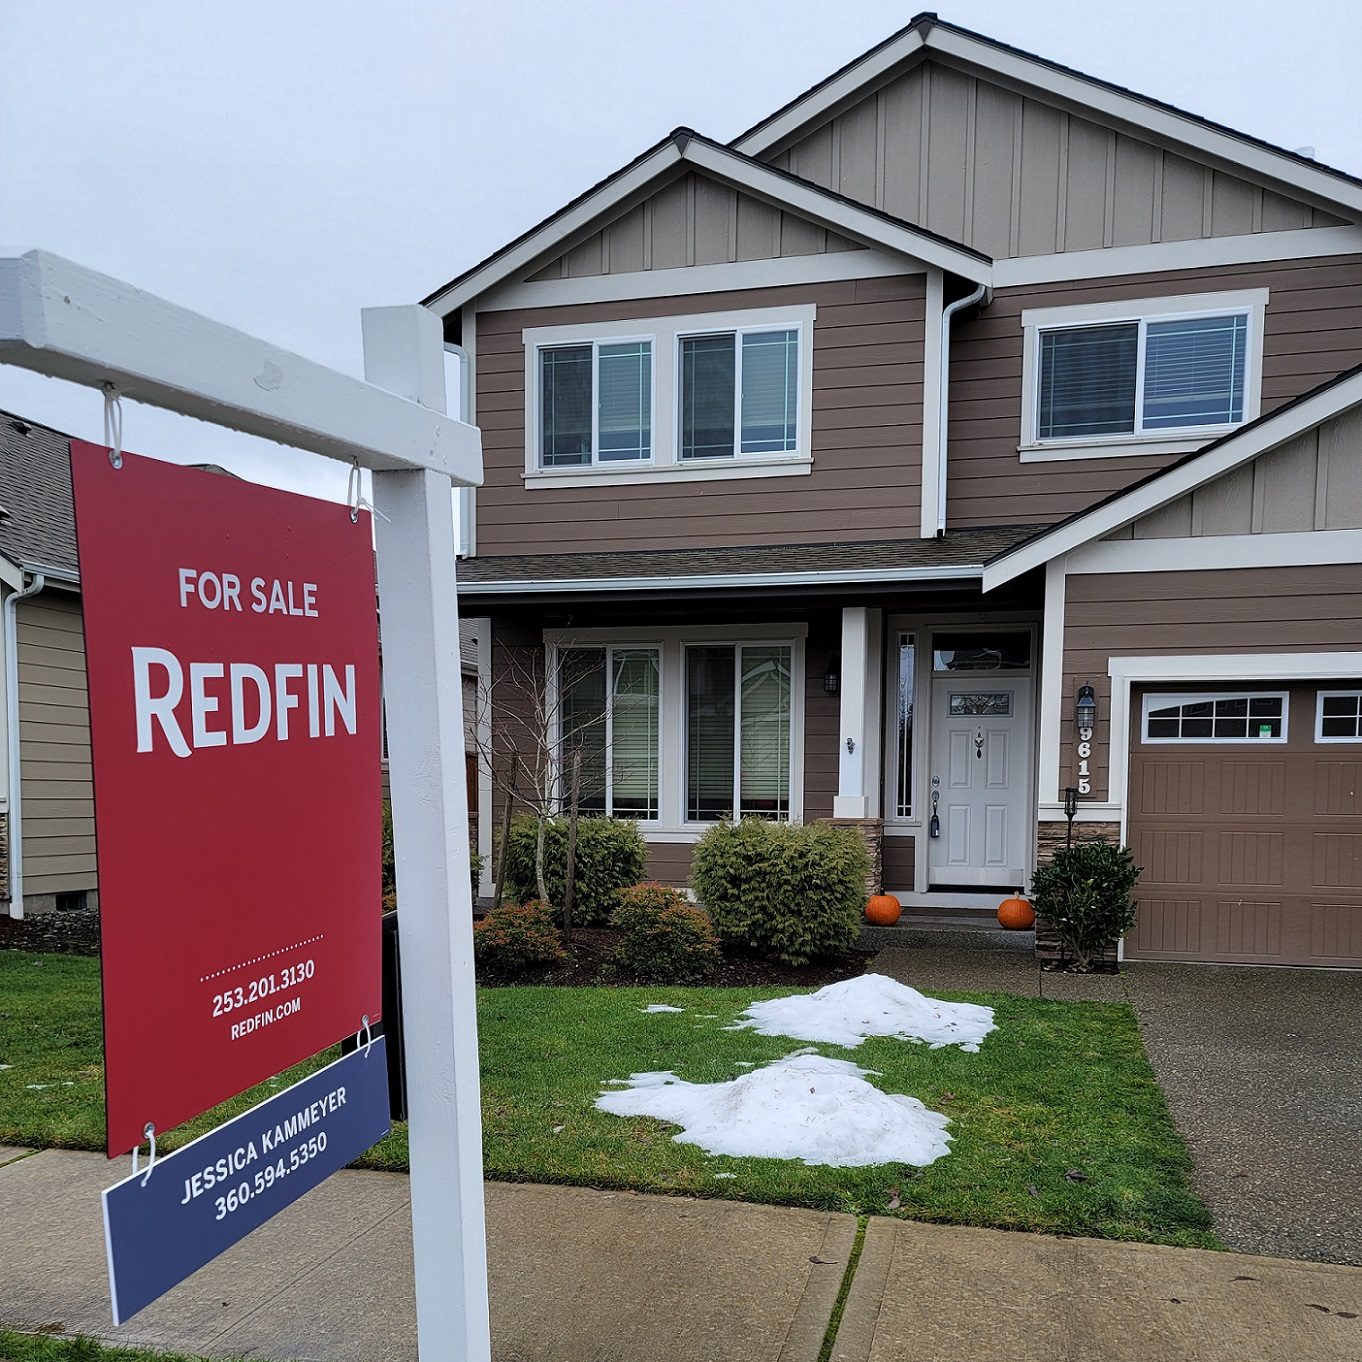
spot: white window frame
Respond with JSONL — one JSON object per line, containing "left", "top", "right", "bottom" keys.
{"left": 533, "top": 333, "right": 656, "bottom": 471}
{"left": 1019, "top": 289, "right": 1268, "bottom": 462}
{"left": 1140, "top": 690, "right": 1289, "bottom": 744}
{"left": 1315, "top": 689, "right": 1362, "bottom": 744}
{"left": 551, "top": 642, "right": 663, "bottom": 824}
{"left": 544, "top": 624, "right": 805, "bottom": 836}
{"left": 523, "top": 305, "right": 815, "bottom": 488}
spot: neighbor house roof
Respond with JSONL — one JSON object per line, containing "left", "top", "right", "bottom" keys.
{"left": 0, "top": 410, "right": 80, "bottom": 579}
{"left": 456, "top": 527, "right": 1040, "bottom": 598}
{"left": 981, "top": 364, "right": 1362, "bottom": 590}
{"left": 732, "top": 13, "right": 1362, "bottom": 220}
{"left": 421, "top": 127, "right": 991, "bottom": 317}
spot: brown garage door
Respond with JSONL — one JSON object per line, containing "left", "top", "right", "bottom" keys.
{"left": 1126, "top": 682, "right": 1362, "bottom": 966}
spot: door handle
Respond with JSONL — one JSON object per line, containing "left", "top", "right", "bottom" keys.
{"left": 929, "top": 786, "right": 940, "bottom": 838}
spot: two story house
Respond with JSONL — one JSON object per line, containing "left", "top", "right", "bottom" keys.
{"left": 431, "top": 14, "right": 1362, "bottom": 968}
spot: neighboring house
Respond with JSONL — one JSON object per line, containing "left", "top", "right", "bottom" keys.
{"left": 0, "top": 410, "right": 480, "bottom": 918}
{"left": 432, "top": 14, "right": 1362, "bottom": 967}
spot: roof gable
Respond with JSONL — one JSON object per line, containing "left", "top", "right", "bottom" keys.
{"left": 733, "top": 15, "right": 1362, "bottom": 229}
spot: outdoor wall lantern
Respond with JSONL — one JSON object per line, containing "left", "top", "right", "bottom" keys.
{"left": 823, "top": 657, "right": 840, "bottom": 695}
{"left": 1075, "top": 684, "right": 1097, "bottom": 732}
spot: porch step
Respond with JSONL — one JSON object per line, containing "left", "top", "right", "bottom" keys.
{"left": 902, "top": 906, "right": 1002, "bottom": 931}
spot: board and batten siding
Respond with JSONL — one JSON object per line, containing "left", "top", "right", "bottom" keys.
{"left": 947, "top": 255, "right": 1362, "bottom": 529}
{"left": 16, "top": 590, "right": 97, "bottom": 900}
{"left": 772, "top": 58, "right": 1346, "bottom": 260}
{"left": 1060, "top": 564, "right": 1362, "bottom": 803}
{"left": 475, "top": 277, "right": 925, "bottom": 556}
{"left": 1106, "top": 405, "right": 1362, "bottom": 539}
{"left": 529, "top": 172, "right": 865, "bottom": 281}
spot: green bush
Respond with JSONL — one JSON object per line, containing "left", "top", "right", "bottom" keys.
{"left": 611, "top": 883, "right": 721, "bottom": 982}
{"left": 473, "top": 900, "right": 566, "bottom": 974}
{"left": 690, "top": 818, "right": 869, "bottom": 966}
{"left": 504, "top": 814, "right": 647, "bottom": 923}
{"left": 1030, "top": 841, "right": 1142, "bottom": 971}
{"left": 382, "top": 799, "right": 485, "bottom": 912}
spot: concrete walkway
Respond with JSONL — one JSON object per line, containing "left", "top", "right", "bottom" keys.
{"left": 2, "top": 1149, "right": 1361, "bottom": 1362}
{"left": 875, "top": 932, "right": 1362, "bottom": 1268}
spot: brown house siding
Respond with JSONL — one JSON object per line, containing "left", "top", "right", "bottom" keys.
{"left": 475, "top": 277, "right": 925, "bottom": 556}
{"left": 1061, "top": 564, "right": 1362, "bottom": 802}
{"left": 17, "top": 591, "right": 97, "bottom": 902}
{"left": 947, "top": 255, "right": 1362, "bottom": 529}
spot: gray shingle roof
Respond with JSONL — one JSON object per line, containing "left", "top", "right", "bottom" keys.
{"left": 457, "top": 526, "right": 1041, "bottom": 592}
{"left": 0, "top": 410, "right": 79, "bottom": 576}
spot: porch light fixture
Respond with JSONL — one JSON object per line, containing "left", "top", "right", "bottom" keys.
{"left": 823, "top": 657, "right": 840, "bottom": 695}
{"left": 1075, "top": 684, "right": 1097, "bottom": 732}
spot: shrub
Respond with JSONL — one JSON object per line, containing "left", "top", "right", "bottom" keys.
{"left": 611, "top": 883, "right": 720, "bottom": 982}
{"left": 690, "top": 818, "right": 868, "bottom": 966}
{"left": 1030, "top": 841, "right": 1142, "bottom": 971}
{"left": 473, "top": 900, "right": 566, "bottom": 974}
{"left": 504, "top": 814, "right": 647, "bottom": 924}
{"left": 382, "top": 796, "right": 485, "bottom": 913}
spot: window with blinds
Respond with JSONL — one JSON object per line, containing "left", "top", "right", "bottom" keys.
{"left": 539, "top": 340, "right": 652, "bottom": 468}
{"left": 680, "top": 328, "right": 799, "bottom": 460}
{"left": 686, "top": 643, "right": 792, "bottom": 821}
{"left": 1037, "top": 310, "right": 1249, "bottom": 442}
{"left": 559, "top": 646, "right": 660, "bottom": 818}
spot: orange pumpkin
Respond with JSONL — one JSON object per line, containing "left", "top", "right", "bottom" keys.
{"left": 997, "top": 894, "right": 1036, "bottom": 930}
{"left": 865, "top": 893, "right": 902, "bottom": 926}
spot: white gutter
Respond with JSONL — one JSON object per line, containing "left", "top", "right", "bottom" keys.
{"left": 935, "top": 282, "right": 990, "bottom": 536}
{"left": 6, "top": 571, "right": 45, "bottom": 919}
{"left": 458, "top": 562, "right": 989, "bottom": 596}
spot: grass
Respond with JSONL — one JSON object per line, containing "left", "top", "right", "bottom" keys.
{"left": 0, "top": 1332, "right": 239, "bottom": 1362}
{"left": 0, "top": 950, "right": 1217, "bottom": 1248}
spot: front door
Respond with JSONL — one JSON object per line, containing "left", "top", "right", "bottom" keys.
{"left": 927, "top": 678, "right": 1031, "bottom": 888}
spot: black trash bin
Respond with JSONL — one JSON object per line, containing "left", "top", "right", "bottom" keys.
{"left": 342, "top": 911, "right": 407, "bottom": 1120}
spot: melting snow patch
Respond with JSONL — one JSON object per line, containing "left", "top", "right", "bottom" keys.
{"left": 596, "top": 1053, "right": 951, "bottom": 1167}
{"left": 734, "top": 974, "right": 995, "bottom": 1051}
{"left": 641, "top": 1004, "right": 685, "bottom": 1014}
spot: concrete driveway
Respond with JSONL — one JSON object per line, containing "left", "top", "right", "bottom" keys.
{"left": 1122, "top": 961, "right": 1362, "bottom": 1267}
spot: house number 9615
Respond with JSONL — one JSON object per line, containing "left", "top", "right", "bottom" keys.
{"left": 1076, "top": 725, "right": 1093, "bottom": 795}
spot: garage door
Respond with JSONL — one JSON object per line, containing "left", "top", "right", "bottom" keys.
{"left": 1126, "top": 682, "right": 1362, "bottom": 965}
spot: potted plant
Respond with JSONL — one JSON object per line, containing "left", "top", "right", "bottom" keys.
{"left": 1029, "top": 842, "right": 1141, "bottom": 972}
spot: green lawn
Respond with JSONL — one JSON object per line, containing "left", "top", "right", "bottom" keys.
{"left": 0, "top": 1332, "right": 230, "bottom": 1362}
{"left": 0, "top": 950, "right": 1216, "bottom": 1248}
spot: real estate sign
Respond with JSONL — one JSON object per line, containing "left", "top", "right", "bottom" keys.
{"left": 71, "top": 443, "right": 383, "bottom": 1157}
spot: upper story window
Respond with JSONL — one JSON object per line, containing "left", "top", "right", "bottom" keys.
{"left": 1020, "top": 289, "right": 1267, "bottom": 462}
{"left": 524, "top": 306, "right": 814, "bottom": 487}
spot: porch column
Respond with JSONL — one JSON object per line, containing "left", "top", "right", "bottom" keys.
{"left": 833, "top": 606, "right": 883, "bottom": 818}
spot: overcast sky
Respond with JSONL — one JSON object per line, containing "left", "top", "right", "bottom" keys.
{"left": 2, "top": 0, "right": 1359, "bottom": 507}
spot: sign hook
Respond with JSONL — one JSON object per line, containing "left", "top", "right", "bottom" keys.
{"left": 102, "top": 383, "right": 124, "bottom": 469}
{"left": 130, "top": 1122, "right": 157, "bottom": 1186}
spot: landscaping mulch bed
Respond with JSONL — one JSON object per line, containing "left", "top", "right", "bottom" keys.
{"left": 0, "top": 908, "right": 100, "bottom": 956}
{"left": 476, "top": 925, "right": 874, "bottom": 989}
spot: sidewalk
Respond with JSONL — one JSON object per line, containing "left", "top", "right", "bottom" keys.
{"left": 2, "top": 1147, "right": 1360, "bottom": 1362}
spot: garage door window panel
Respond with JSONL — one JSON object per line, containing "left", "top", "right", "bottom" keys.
{"left": 1142, "top": 692, "right": 1287, "bottom": 743}
{"left": 1316, "top": 690, "right": 1362, "bottom": 743}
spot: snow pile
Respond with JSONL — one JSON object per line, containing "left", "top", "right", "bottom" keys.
{"left": 640, "top": 1004, "right": 684, "bottom": 1014}
{"left": 734, "top": 974, "right": 995, "bottom": 1052}
{"left": 595, "top": 1053, "right": 952, "bottom": 1167}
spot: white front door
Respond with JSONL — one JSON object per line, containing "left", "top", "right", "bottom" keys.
{"left": 927, "top": 678, "right": 1031, "bottom": 888}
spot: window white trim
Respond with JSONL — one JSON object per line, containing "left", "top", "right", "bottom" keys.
{"left": 524, "top": 305, "right": 815, "bottom": 486}
{"left": 543, "top": 623, "right": 806, "bottom": 833}
{"left": 1315, "top": 689, "right": 1362, "bottom": 744}
{"left": 1019, "top": 289, "right": 1268, "bottom": 458}
{"left": 1140, "top": 690, "right": 1289, "bottom": 744}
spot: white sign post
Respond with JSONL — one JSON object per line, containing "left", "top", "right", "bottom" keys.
{"left": 0, "top": 251, "right": 490, "bottom": 1362}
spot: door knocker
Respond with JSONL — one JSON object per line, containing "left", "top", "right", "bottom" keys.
{"left": 974, "top": 728, "right": 984, "bottom": 760}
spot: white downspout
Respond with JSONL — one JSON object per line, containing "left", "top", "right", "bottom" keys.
{"left": 444, "top": 341, "right": 473, "bottom": 556}
{"left": 6, "top": 571, "right": 45, "bottom": 918}
{"left": 936, "top": 283, "right": 990, "bottom": 537}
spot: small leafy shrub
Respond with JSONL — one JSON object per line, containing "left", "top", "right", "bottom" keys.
{"left": 381, "top": 800, "right": 396, "bottom": 895}
{"left": 1030, "top": 841, "right": 1142, "bottom": 971}
{"left": 473, "top": 900, "right": 566, "bottom": 974}
{"left": 690, "top": 818, "right": 869, "bottom": 965}
{"left": 611, "top": 883, "right": 720, "bottom": 982}
{"left": 504, "top": 814, "right": 647, "bottom": 923}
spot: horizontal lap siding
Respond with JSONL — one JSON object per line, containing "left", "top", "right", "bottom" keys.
{"left": 947, "top": 256, "right": 1362, "bottom": 529}
{"left": 17, "top": 592, "right": 97, "bottom": 897}
{"left": 1061, "top": 565, "right": 1362, "bottom": 801}
{"left": 476, "top": 279, "right": 924, "bottom": 555}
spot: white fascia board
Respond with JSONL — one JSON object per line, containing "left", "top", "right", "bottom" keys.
{"left": 459, "top": 562, "right": 986, "bottom": 597}
{"left": 0, "top": 251, "right": 482, "bottom": 481}
{"left": 981, "top": 371, "right": 1362, "bottom": 591}
{"left": 995, "top": 226, "right": 1362, "bottom": 288}
{"left": 1067, "top": 529, "right": 1362, "bottom": 576}
{"left": 0, "top": 554, "right": 23, "bottom": 592}
{"left": 679, "top": 140, "right": 991, "bottom": 282}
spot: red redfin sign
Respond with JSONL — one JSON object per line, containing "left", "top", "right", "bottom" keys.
{"left": 70, "top": 443, "right": 382, "bottom": 1156}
